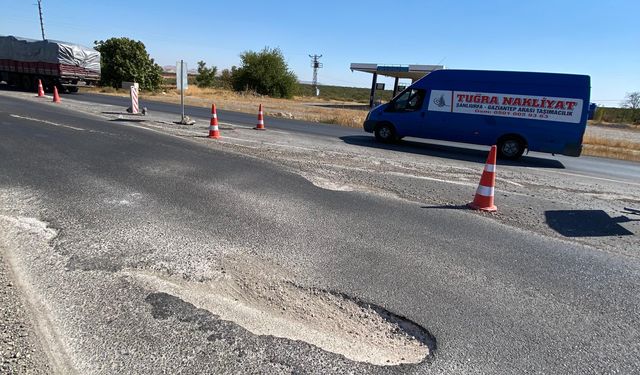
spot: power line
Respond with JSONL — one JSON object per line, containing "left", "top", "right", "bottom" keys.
{"left": 36, "top": 0, "right": 45, "bottom": 40}
{"left": 309, "top": 54, "right": 323, "bottom": 96}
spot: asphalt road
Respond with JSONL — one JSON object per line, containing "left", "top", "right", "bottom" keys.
{"left": 71, "top": 92, "right": 640, "bottom": 183}
{"left": 1, "top": 95, "right": 639, "bottom": 374}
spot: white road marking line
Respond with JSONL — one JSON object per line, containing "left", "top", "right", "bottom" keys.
{"left": 384, "top": 170, "right": 477, "bottom": 187}
{"left": 10, "top": 114, "right": 85, "bottom": 131}
{"left": 218, "top": 121, "right": 289, "bottom": 134}
{"left": 134, "top": 121, "right": 510, "bottom": 193}
{"left": 110, "top": 114, "right": 631, "bottom": 192}
{"left": 201, "top": 128, "right": 531, "bottom": 192}
{"left": 220, "top": 135, "right": 322, "bottom": 152}
{"left": 542, "top": 169, "right": 640, "bottom": 187}
{"left": 496, "top": 178, "right": 524, "bottom": 187}
{"left": 332, "top": 166, "right": 530, "bottom": 196}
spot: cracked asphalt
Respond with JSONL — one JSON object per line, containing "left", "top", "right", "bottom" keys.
{"left": 0, "top": 92, "right": 639, "bottom": 374}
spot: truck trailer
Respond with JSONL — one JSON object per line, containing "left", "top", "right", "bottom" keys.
{"left": 363, "top": 69, "right": 593, "bottom": 159}
{"left": 0, "top": 35, "right": 100, "bottom": 93}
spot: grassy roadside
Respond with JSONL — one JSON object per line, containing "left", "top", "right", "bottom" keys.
{"left": 582, "top": 134, "right": 640, "bottom": 161}
{"left": 80, "top": 87, "right": 639, "bottom": 162}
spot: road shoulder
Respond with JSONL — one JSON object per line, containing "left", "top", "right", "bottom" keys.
{"left": 0, "top": 250, "right": 51, "bottom": 374}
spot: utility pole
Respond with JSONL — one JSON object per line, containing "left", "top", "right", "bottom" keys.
{"left": 37, "top": 0, "right": 46, "bottom": 40}
{"left": 309, "top": 54, "right": 323, "bottom": 96}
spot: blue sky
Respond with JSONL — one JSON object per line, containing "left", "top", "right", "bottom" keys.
{"left": 2, "top": 0, "right": 638, "bottom": 106}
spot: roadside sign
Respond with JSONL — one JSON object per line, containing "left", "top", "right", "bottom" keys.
{"left": 376, "top": 83, "right": 385, "bottom": 90}
{"left": 177, "top": 59, "right": 189, "bottom": 124}
{"left": 176, "top": 61, "right": 188, "bottom": 91}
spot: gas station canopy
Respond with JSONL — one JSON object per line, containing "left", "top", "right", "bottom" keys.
{"left": 350, "top": 63, "right": 444, "bottom": 81}
{"left": 350, "top": 63, "right": 444, "bottom": 107}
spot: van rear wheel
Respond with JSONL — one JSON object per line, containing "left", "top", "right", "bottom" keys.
{"left": 374, "top": 123, "right": 398, "bottom": 143}
{"left": 497, "top": 137, "right": 525, "bottom": 160}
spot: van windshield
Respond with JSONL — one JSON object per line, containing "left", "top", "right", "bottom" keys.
{"left": 388, "top": 89, "right": 426, "bottom": 112}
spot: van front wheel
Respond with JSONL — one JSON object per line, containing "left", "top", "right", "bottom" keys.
{"left": 374, "top": 123, "right": 398, "bottom": 143}
{"left": 497, "top": 137, "right": 525, "bottom": 160}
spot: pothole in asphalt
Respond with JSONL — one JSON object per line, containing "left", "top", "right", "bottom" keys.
{"left": 126, "top": 257, "right": 434, "bottom": 366}
{"left": 301, "top": 173, "right": 356, "bottom": 192}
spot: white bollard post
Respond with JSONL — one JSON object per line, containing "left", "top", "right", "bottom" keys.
{"left": 130, "top": 85, "right": 139, "bottom": 115}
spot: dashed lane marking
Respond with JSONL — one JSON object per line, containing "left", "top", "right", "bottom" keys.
{"left": 10, "top": 114, "right": 85, "bottom": 131}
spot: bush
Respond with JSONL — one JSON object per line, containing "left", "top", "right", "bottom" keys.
{"left": 218, "top": 67, "right": 235, "bottom": 89}
{"left": 594, "top": 107, "right": 640, "bottom": 124}
{"left": 94, "top": 37, "right": 163, "bottom": 91}
{"left": 231, "top": 47, "right": 298, "bottom": 98}
{"left": 195, "top": 61, "right": 217, "bottom": 88}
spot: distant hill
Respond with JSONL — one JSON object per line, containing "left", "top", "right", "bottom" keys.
{"left": 162, "top": 65, "right": 197, "bottom": 74}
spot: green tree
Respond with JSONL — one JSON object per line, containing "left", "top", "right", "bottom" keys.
{"left": 94, "top": 37, "right": 164, "bottom": 91}
{"left": 195, "top": 61, "right": 217, "bottom": 88}
{"left": 231, "top": 47, "right": 298, "bottom": 98}
{"left": 218, "top": 66, "right": 236, "bottom": 89}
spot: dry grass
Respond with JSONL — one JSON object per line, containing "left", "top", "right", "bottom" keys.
{"left": 582, "top": 134, "right": 640, "bottom": 161}
{"left": 588, "top": 120, "right": 640, "bottom": 132}
{"left": 83, "top": 86, "right": 368, "bottom": 128}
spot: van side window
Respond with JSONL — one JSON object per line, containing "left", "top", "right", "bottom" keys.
{"left": 387, "top": 89, "right": 426, "bottom": 112}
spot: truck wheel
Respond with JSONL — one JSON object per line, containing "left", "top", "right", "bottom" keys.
{"left": 497, "top": 136, "right": 525, "bottom": 160}
{"left": 374, "top": 123, "right": 398, "bottom": 143}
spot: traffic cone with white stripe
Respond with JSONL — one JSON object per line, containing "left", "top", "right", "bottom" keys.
{"left": 468, "top": 145, "right": 497, "bottom": 212}
{"left": 254, "top": 104, "right": 265, "bottom": 130}
{"left": 208, "top": 104, "right": 221, "bottom": 139}
{"left": 52, "top": 86, "right": 61, "bottom": 103}
{"left": 36, "top": 79, "right": 45, "bottom": 97}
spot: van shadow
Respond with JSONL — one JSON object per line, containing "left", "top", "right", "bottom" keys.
{"left": 340, "top": 136, "right": 565, "bottom": 169}
{"left": 545, "top": 210, "right": 637, "bottom": 237}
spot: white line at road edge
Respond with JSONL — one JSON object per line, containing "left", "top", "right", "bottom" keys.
{"left": 10, "top": 114, "right": 85, "bottom": 131}
{"left": 218, "top": 121, "right": 290, "bottom": 135}
{"left": 542, "top": 169, "right": 640, "bottom": 187}
{"left": 331, "top": 166, "right": 530, "bottom": 196}
{"left": 137, "top": 122, "right": 530, "bottom": 194}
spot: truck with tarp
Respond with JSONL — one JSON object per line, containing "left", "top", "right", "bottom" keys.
{"left": 0, "top": 35, "right": 100, "bottom": 93}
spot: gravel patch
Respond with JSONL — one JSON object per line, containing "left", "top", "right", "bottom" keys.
{"left": 0, "top": 236, "right": 52, "bottom": 374}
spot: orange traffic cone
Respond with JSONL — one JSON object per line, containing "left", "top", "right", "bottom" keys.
{"left": 254, "top": 104, "right": 265, "bottom": 130}
{"left": 36, "top": 79, "right": 45, "bottom": 97}
{"left": 468, "top": 145, "right": 497, "bottom": 212}
{"left": 208, "top": 104, "right": 221, "bottom": 139}
{"left": 52, "top": 86, "right": 61, "bottom": 103}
